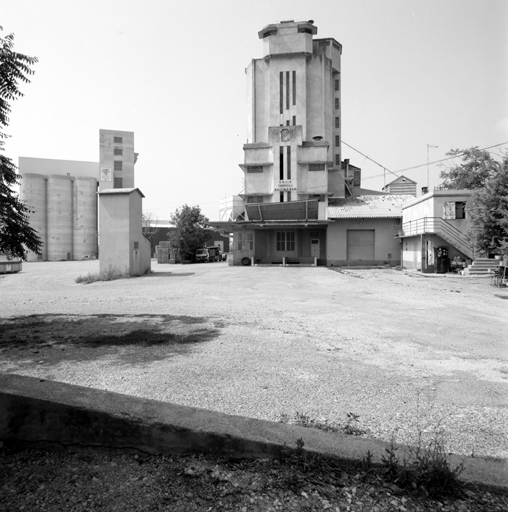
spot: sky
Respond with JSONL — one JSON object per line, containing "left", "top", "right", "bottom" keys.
{"left": 2, "top": 0, "right": 507, "bottom": 221}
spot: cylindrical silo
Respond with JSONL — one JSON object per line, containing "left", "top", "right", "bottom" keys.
{"left": 19, "top": 173, "right": 48, "bottom": 261}
{"left": 73, "top": 177, "right": 98, "bottom": 259}
{"left": 47, "top": 174, "right": 73, "bottom": 261}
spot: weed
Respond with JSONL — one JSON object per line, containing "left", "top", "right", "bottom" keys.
{"left": 75, "top": 265, "right": 131, "bottom": 284}
{"left": 279, "top": 411, "right": 367, "bottom": 436}
{"left": 379, "top": 434, "right": 464, "bottom": 497}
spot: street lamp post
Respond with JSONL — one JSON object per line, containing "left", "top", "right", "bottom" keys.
{"left": 427, "top": 144, "right": 438, "bottom": 190}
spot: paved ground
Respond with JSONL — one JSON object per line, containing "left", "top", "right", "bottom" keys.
{"left": 1, "top": 260, "right": 507, "bottom": 460}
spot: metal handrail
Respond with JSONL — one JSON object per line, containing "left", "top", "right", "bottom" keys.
{"left": 401, "top": 217, "right": 473, "bottom": 254}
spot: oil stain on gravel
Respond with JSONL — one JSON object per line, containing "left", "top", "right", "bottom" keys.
{"left": 0, "top": 314, "right": 222, "bottom": 366}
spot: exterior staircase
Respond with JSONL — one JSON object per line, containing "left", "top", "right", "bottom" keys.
{"left": 464, "top": 258, "right": 502, "bottom": 276}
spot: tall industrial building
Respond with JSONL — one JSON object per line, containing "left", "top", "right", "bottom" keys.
{"left": 19, "top": 129, "right": 136, "bottom": 261}
{"left": 99, "top": 129, "right": 137, "bottom": 191}
{"left": 243, "top": 19, "right": 344, "bottom": 206}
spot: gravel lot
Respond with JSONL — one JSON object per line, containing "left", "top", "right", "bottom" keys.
{"left": 1, "top": 260, "right": 507, "bottom": 460}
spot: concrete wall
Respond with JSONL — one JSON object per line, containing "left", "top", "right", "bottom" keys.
{"left": 402, "top": 190, "right": 472, "bottom": 234}
{"left": 326, "top": 218, "right": 402, "bottom": 266}
{"left": 19, "top": 157, "right": 99, "bottom": 180}
{"left": 99, "top": 129, "right": 135, "bottom": 192}
{"left": 99, "top": 188, "right": 151, "bottom": 276}
{"left": 402, "top": 233, "right": 471, "bottom": 271}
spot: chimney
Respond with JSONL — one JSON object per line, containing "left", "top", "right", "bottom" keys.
{"left": 421, "top": 186, "right": 428, "bottom": 195}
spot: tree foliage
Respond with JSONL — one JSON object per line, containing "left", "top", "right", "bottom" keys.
{"left": 467, "top": 153, "right": 508, "bottom": 256}
{"left": 167, "top": 205, "right": 209, "bottom": 261}
{"left": 141, "top": 212, "right": 160, "bottom": 241}
{"left": 439, "top": 147, "right": 500, "bottom": 190}
{"left": 0, "top": 27, "right": 41, "bottom": 259}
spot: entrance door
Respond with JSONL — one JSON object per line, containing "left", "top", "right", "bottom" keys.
{"left": 310, "top": 239, "right": 320, "bottom": 258}
{"left": 347, "top": 230, "right": 375, "bottom": 260}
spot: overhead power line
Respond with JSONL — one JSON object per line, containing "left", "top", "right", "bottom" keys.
{"left": 345, "top": 141, "right": 508, "bottom": 182}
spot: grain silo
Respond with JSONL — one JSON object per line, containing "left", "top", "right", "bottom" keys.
{"left": 19, "top": 173, "right": 48, "bottom": 261}
{"left": 47, "top": 174, "right": 73, "bottom": 260}
{"left": 73, "top": 177, "right": 98, "bottom": 259}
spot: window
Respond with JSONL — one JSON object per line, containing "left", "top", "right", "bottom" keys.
{"left": 246, "top": 195, "right": 263, "bottom": 204}
{"left": 234, "top": 231, "right": 254, "bottom": 251}
{"left": 279, "top": 72, "right": 283, "bottom": 114}
{"left": 276, "top": 232, "right": 295, "bottom": 252}
{"left": 456, "top": 202, "right": 466, "bottom": 219}
{"left": 335, "top": 135, "right": 340, "bottom": 146}
{"left": 114, "top": 161, "right": 122, "bottom": 171}
{"left": 292, "top": 115, "right": 296, "bottom": 125}
{"left": 133, "top": 241, "right": 139, "bottom": 249}
{"left": 335, "top": 98, "right": 339, "bottom": 109}
{"left": 292, "top": 71, "right": 296, "bottom": 105}
{"left": 114, "top": 136, "right": 123, "bottom": 144}
{"left": 286, "top": 71, "right": 290, "bottom": 110}
{"left": 246, "top": 165, "right": 263, "bottom": 173}
{"left": 114, "top": 148, "right": 123, "bottom": 156}
{"left": 335, "top": 117, "right": 340, "bottom": 128}
{"left": 443, "top": 201, "right": 467, "bottom": 220}
{"left": 335, "top": 154, "right": 341, "bottom": 165}
{"left": 280, "top": 192, "right": 284, "bottom": 203}
{"left": 279, "top": 146, "right": 284, "bottom": 180}
{"left": 287, "top": 191, "right": 292, "bottom": 202}
{"left": 287, "top": 147, "right": 291, "bottom": 179}
{"left": 335, "top": 79, "right": 339, "bottom": 91}
{"left": 114, "top": 177, "right": 123, "bottom": 188}
{"left": 309, "top": 164, "right": 325, "bottom": 171}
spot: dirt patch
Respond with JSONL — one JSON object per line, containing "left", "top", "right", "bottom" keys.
{"left": 0, "top": 314, "right": 222, "bottom": 365}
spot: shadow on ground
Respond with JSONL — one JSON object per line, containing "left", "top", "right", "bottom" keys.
{"left": 0, "top": 314, "right": 222, "bottom": 366}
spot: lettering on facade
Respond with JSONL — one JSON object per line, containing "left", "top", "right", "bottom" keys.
{"left": 275, "top": 180, "right": 296, "bottom": 191}
{"left": 280, "top": 127, "right": 295, "bottom": 142}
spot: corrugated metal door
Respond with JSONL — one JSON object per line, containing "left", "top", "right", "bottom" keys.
{"left": 347, "top": 230, "right": 375, "bottom": 260}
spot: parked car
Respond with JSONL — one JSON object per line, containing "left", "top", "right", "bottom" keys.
{"left": 195, "top": 248, "right": 209, "bottom": 263}
{"left": 207, "top": 246, "right": 222, "bottom": 262}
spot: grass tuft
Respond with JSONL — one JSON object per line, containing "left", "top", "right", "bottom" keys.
{"left": 75, "top": 266, "right": 131, "bottom": 284}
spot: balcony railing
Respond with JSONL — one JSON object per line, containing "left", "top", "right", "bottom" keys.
{"left": 400, "top": 217, "right": 473, "bottom": 256}
{"left": 245, "top": 199, "right": 319, "bottom": 221}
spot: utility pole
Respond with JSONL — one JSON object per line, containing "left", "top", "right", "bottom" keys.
{"left": 427, "top": 144, "right": 438, "bottom": 189}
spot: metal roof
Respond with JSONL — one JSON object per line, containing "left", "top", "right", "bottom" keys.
{"left": 327, "top": 195, "right": 414, "bottom": 219}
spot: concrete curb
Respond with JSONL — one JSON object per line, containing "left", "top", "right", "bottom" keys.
{"left": 1, "top": 374, "right": 506, "bottom": 493}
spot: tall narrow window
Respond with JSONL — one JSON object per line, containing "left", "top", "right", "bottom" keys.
{"left": 114, "top": 148, "right": 123, "bottom": 156}
{"left": 335, "top": 117, "right": 340, "bottom": 128}
{"left": 335, "top": 154, "right": 341, "bottom": 165}
{"left": 114, "top": 177, "right": 123, "bottom": 188}
{"left": 287, "top": 191, "right": 292, "bottom": 202}
{"left": 280, "top": 192, "right": 284, "bottom": 203}
{"left": 292, "top": 115, "right": 296, "bottom": 125}
{"left": 334, "top": 78, "right": 339, "bottom": 91}
{"left": 287, "top": 147, "right": 291, "bottom": 180}
{"left": 286, "top": 71, "right": 290, "bottom": 110}
{"left": 292, "top": 71, "right": 296, "bottom": 105}
{"left": 114, "top": 161, "right": 122, "bottom": 171}
{"left": 335, "top": 135, "right": 340, "bottom": 146}
{"left": 280, "top": 72, "right": 283, "bottom": 114}
{"left": 279, "top": 146, "right": 284, "bottom": 180}
{"left": 335, "top": 98, "right": 340, "bottom": 109}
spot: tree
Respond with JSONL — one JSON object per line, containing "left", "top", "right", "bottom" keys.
{"left": 439, "top": 147, "right": 500, "bottom": 190}
{"left": 167, "top": 205, "right": 209, "bottom": 261}
{"left": 141, "top": 212, "right": 160, "bottom": 241}
{"left": 0, "top": 27, "right": 41, "bottom": 259}
{"left": 467, "top": 153, "right": 508, "bottom": 256}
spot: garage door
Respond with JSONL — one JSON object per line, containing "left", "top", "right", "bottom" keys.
{"left": 347, "top": 230, "right": 375, "bottom": 260}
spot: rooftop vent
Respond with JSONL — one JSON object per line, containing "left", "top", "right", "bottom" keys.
{"left": 312, "top": 136, "right": 323, "bottom": 141}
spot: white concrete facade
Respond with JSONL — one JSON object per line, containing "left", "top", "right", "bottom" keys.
{"left": 400, "top": 189, "right": 474, "bottom": 271}
{"left": 243, "top": 20, "right": 343, "bottom": 207}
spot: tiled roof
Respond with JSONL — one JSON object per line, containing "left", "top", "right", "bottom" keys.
{"left": 327, "top": 195, "right": 414, "bottom": 219}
